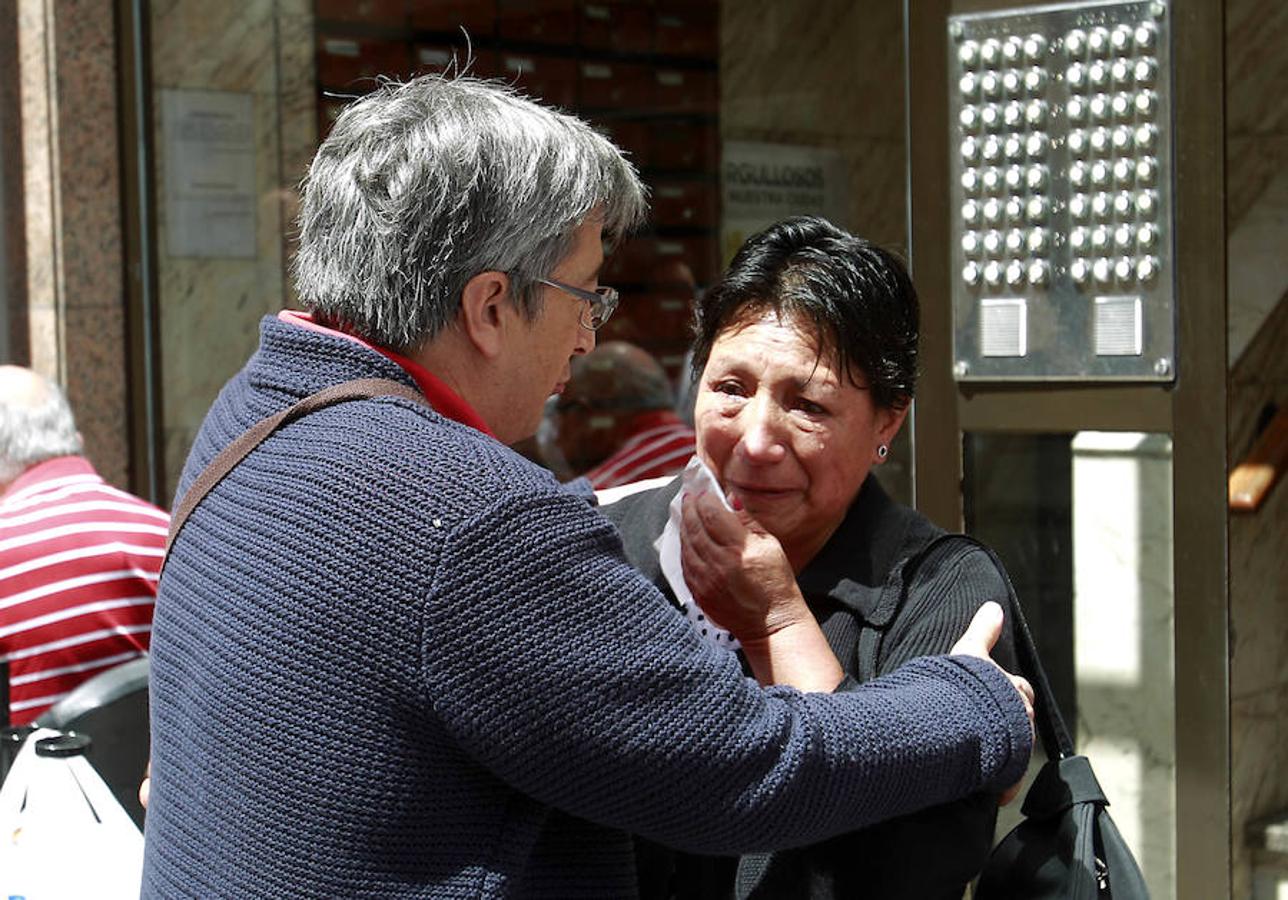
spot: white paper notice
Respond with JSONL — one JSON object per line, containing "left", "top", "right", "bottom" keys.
{"left": 161, "top": 89, "right": 257, "bottom": 258}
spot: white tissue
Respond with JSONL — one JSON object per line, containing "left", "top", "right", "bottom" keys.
{"left": 655, "top": 457, "right": 740, "bottom": 649}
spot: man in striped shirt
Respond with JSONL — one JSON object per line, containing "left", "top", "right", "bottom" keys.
{"left": 0, "top": 366, "right": 168, "bottom": 725}
{"left": 542, "top": 341, "right": 696, "bottom": 490}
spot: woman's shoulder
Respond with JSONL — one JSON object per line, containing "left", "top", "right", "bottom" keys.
{"left": 900, "top": 525, "right": 1009, "bottom": 595}
{"left": 867, "top": 487, "right": 1006, "bottom": 591}
{"left": 596, "top": 476, "right": 680, "bottom": 574}
{"left": 885, "top": 524, "right": 1019, "bottom": 673}
{"left": 595, "top": 475, "right": 677, "bottom": 507}
{"left": 598, "top": 476, "right": 679, "bottom": 531}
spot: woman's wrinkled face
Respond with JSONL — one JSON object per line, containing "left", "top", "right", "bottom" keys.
{"left": 694, "top": 310, "right": 907, "bottom": 567}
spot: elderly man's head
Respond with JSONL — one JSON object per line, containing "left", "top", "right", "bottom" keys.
{"left": 292, "top": 75, "right": 648, "bottom": 354}
{"left": 543, "top": 342, "right": 675, "bottom": 474}
{"left": 0, "top": 366, "right": 83, "bottom": 488}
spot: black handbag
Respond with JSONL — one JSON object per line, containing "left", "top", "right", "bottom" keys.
{"left": 969, "top": 539, "right": 1151, "bottom": 899}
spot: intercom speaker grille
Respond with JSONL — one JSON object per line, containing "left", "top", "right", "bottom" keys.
{"left": 1094, "top": 295, "right": 1143, "bottom": 355}
{"left": 981, "top": 298, "right": 1028, "bottom": 357}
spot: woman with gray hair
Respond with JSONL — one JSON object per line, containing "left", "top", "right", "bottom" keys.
{"left": 146, "top": 76, "right": 1031, "bottom": 899}
{"left": 292, "top": 75, "right": 647, "bottom": 355}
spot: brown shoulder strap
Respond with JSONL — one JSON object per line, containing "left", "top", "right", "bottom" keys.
{"left": 164, "top": 377, "right": 427, "bottom": 559}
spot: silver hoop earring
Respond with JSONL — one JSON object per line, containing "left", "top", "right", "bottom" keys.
{"left": 877, "top": 444, "right": 889, "bottom": 460}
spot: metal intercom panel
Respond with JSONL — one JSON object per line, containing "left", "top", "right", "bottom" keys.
{"left": 947, "top": 0, "right": 1174, "bottom": 382}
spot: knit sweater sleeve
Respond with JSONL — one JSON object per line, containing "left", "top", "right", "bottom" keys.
{"left": 422, "top": 489, "right": 1032, "bottom": 855}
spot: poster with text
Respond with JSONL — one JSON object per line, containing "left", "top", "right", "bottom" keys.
{"left": 161, "top": 89, "right": 257, "bottom": 259}
{"left": 721, "top": 141, "right": 847, "bottom": 266}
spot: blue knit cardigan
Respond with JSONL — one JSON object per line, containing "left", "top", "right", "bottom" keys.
{"left": 141, "top": 317, "right": 1031, "bottom": 899}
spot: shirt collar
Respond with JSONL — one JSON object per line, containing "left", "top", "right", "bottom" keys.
{"left": 2, "top": 456, "right": 99, "bottom": 501}
{"left": 796, "top": 475, "right": 914, "bottom": 618}
{"left": 278, "top": 310, "right": 494, "bottom": 436}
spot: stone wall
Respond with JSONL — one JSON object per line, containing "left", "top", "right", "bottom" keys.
{"left": 1225, "top": 0, "right": 1288, "bottom": 894}
{"left": 1229, "top": 290, "right": 1288, "bottom": 899}
{"left": 148, "top": 0, "right": 314, "bottom": 499}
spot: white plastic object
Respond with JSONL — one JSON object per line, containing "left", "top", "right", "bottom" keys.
{"left": 0, "top": 729, "right": 143, "bottom": 899}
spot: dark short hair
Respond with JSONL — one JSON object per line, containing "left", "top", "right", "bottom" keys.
{"left": 690, "top": 216, "right": 919, "bottom": 411}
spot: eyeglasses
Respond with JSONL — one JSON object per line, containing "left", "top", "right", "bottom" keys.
{"left": 537, "top": 278, "right": 619, "bottom": 331}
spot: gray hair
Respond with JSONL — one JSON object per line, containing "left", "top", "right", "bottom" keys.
{"left": 0, "top": 369, "right": 83, "bottom": 485}
{"left": 292, "top": 75, "right": 649, "bottom": 352}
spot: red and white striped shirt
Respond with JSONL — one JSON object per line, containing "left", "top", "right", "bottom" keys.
{"left": 583, "top": 411, "right": 696, "bottom": 490}
{"left": 1, "top": 456, "right": 168, "bottom": 725}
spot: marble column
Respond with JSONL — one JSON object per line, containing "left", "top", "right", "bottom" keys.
{"left": 1071, "top": 430, "right": 1175, "bottom": 900}
{"left": 1229, "top": 269, "right": 1288, "bottom": 900}
{"left": 0, "top": 7, "right": 24, "bottom": 364}
{"left": 13, "top": 0, "right": 130, "bottom": 488}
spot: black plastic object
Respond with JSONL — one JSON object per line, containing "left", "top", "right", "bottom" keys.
{"left": 34, "top": 731, "right": 93, "bottom": 758}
